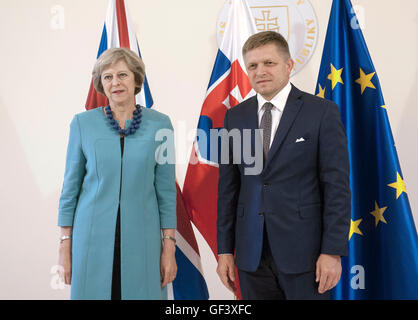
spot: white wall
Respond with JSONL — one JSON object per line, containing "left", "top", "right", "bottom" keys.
{"left": 0, "top": 0, "right": 416, "bottom": 299}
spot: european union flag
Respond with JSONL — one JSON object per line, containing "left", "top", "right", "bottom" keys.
{"left": 315, "top": 0, "right": 418, "bottom": 299}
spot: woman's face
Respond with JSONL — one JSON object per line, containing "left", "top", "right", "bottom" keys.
{"left": 101, "top": 59, "right": 136, "bottom": 106}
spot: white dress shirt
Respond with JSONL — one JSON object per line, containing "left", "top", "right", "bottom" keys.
{"left": 257, "top": 81, "right": 292, "bottom": 148}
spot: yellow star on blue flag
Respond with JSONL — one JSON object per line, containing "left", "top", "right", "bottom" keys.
{"left": 370, "top": 201, "right": 387, "bottom": 227}
{"left": 355, "top": 68, "right": 376, "bottom": 94}
{"left": 328, "top": 63, "right": 344, "bottom": 89}
{"left": 387, "top": 172, "right": 407, "bottom": 199}
{"left": 316, "top": 83, "right": 326, "bottom": 98}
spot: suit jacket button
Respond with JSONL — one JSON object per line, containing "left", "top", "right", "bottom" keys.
{"left": 263, "top": 182, "right": 268, "bottom": 187}
{"left": 258, "top": 212, "right": 264, "bottom": 216}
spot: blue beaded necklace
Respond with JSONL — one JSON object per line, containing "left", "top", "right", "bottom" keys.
{"left": 104, "top": 104, "right": 142, "bottom": 136}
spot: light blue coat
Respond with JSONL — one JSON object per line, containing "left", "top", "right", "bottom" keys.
{"left": 58, "top": 107, "right": 176, "bottom": 300}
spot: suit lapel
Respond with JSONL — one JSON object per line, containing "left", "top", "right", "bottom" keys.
{"left": 263, "top": 84, "right": 303, "bottom": 171}
{"left": 246, "top": 96, "right": 259, "bottom": 164}
{"left": 243, "top": 95, "right": 258, "bottom": 131}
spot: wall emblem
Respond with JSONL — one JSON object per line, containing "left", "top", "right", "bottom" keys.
{"left": 218, "top": 0, "right": 319, "bottom": 76}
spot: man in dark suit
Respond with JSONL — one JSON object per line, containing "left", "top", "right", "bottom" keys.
{"left": 216, "top": 31, "right": 350, "bottom": 300}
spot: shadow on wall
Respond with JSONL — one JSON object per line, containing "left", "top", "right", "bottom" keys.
{"left": 0, "top": 99, "right": 69, "bottom": 299}
{"left": 396, "top": 43, "right": 418, "bottom": 229}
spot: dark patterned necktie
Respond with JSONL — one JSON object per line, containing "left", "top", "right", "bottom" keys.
{"left": 260, "top": 102, "right": 273, "bottom": 161}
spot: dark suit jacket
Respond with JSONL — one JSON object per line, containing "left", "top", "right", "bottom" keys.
{"left": 217, "top": 84, "right": 351, "bottom": 274}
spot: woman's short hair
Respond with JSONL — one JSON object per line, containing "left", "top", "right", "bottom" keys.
{"left": 242, "top": 31, "right": 291, "bottom": 60}
{"left": 92, "top": 47, "right": 145, "bottom": 96}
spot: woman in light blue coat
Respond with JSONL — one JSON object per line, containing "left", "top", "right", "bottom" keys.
{"left": 57, "top": 48, "right": 177, "bottom": 299}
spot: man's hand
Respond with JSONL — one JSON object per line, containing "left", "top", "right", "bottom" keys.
{"left": 315, "top": 253, "right": 342, "bottom": 294}
{"left": 216, "top": 254, "right": 236, "bottom": 293}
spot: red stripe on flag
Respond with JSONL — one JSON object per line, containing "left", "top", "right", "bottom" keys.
{"left": 183, "top": 163, "right": 219, "bottom": 257}
{"left": 176, "top": 183, "right": 200, "bottom": 254}
{"left": 115, "top": 0, "right": 130, "bottom": 48}
{"left": 85, "top": 78, "right": 109, "bottom": 110}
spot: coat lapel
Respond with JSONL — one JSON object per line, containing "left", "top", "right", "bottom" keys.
{"left": 263, "top": 84, "right": 303, "bottom": 171}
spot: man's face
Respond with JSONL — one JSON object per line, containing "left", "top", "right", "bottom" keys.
{"left": 244, "top": 43, "right": 294, "bottom": 100}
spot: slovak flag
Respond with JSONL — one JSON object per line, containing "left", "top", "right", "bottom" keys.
{"left": 182, "top": 0, "right": 257, "bottom": 298}
{"left": 85, "top": 0, "right": 209, "bottom": 300}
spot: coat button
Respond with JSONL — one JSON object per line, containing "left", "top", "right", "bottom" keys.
{"left": 258, "top": 212, "right": 264, "bottom": 216}
{"left": 263, "top": 182, "right": 268, "bottom": 187}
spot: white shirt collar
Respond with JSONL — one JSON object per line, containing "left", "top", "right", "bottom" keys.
{"left": 257, "top": 81, "right": 292, "bottom": 114}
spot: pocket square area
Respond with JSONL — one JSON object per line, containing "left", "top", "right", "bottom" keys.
{"left": 295, "top": 137, "right": 305, "bottom": 143}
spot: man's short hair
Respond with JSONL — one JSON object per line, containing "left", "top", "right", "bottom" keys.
{"left": 242, "top": 31, "right": 291, "bottom": 60}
